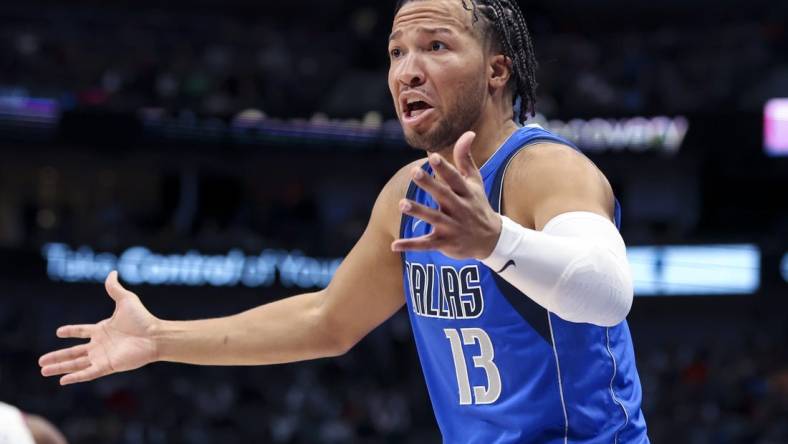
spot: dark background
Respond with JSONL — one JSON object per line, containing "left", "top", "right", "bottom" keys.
{"left": 1, "top": 0, "right": 787, "bottom": 443}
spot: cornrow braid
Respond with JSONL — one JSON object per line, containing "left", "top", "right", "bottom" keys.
{"left": 394, "top": 0, "right": 538, "bottom": 124}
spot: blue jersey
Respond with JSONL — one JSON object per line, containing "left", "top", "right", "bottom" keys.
{"left": 399, "top": 125, "right": 649, "bottom": 443}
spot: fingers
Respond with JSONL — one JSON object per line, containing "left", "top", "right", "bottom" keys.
{"left": 56, "top": 324, "right": 94, "bottom": 339}
{"left": 400, "top": 199, "right": 451, "bottom": 227}
{"left": 60, "top": 366, "right": 104, "bottom": 386}
{"left": 453, "top": 131, "right": 481, "bottom": 181}
{"left": 42, "top": 356, "right": 91, "bottom": 377}
{"left": 391, "top": 234, "right": 438, "bottom": 252}
{"left": 40, "top": 344, "right": 104, "bottom": 385}
{"left": 414, "top": 131, "right": 479, "bottom": 200}
{"left": 409, "top": 166, "right": 460, "bottom": 208}
{"left": 39, "top": 343, "right": 90, "bottom": 367}
{"left": 427, "top": 154, "right": 469, "bottom": 197}
{"left": 424, "top": 131, "right": 479, "bottom": 195}
{"left": 105, "top": 270, "right": 134, "bottom": 302}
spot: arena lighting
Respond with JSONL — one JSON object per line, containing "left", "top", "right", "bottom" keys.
{"left": 42, "top": 243, "right": 760, "bottom": 296}
{"left": 781, "top": 252, "right": 788, "bottom": 283}
{"left": 628, "top": 244, "right": 760, "bottom": 296}
{"left": 764, "top": 98, "right": 788, "bottom": 156}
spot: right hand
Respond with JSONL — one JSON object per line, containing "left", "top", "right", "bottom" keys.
{"left": 39, "top": 271, "right": 160, "bottom": 385}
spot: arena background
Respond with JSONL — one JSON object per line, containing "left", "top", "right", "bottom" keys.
{"left": 1, "top": 0, "right": 787, "bottom": 442}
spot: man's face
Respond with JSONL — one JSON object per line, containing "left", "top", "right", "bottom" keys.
{"left": 388, "top": 0, "right": 489, "bottom": 152}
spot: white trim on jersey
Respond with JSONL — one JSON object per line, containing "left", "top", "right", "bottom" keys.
{"left": 478, "top": 129, "right": 520, "bottom": 172}
{"left": 606, "top": 328, "right": 631, "bottom": 443}
{"left": 495, "top": 142, "right": 545, "bottom": 211}
{"left": 548, "top": 313, "right": 570, "bottom": 444}
{"left": 499, "top": 140, "right": 570, "bottom": 441}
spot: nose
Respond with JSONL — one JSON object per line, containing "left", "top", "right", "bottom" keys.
{"left": 396, "top": 53, "right": 426, "bottom": 88}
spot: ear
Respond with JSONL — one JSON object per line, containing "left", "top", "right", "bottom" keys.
{"left": 488, "top": 53, "right": 513, "bottom": 94}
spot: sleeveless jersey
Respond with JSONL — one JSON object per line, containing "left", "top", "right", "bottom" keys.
{"left": 0, "top": 402, "right": 35, "bottom": 444}
{"left": 399, "top": 125, "right": 649, "bottom": 443}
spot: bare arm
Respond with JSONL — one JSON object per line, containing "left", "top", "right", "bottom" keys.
{"left": 153, "top": 166, "right": 412, "bottom": 365}
{"left": 40, "top": 161, "right": 418, "bottom": 383}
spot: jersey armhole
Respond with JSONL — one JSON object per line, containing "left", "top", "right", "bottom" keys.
{"left": 398, "top": 161, "right": 431, "bottom": 263}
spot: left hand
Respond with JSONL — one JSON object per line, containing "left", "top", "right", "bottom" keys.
{"left": 391, "top": 131, "right": 502, "bottom": 259}
{"left": 39, "top": 271, "right": 160, "bottom": 385}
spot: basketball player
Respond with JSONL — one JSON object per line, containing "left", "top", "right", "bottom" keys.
{"left": 40, "top": 0, "right": 649, "bottom": 441}
{"left": 0, "top": 402, "right": 68, "bottom": 444}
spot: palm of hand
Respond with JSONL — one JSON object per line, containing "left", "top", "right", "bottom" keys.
{"left": 89, "top": 298, "right": 158, "bottom": 374}
{"left": 39, "top": 271, "right": 159, "bottom": 385}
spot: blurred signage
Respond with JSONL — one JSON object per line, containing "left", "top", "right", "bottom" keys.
{"left": 628, "top": 244, "right": 760, "bottom": 296}
{"left": 0, "top": 90, "right": 690, "bottom": 154}
{"left": 42, "top": 243, "right": 341, "bottom": 289}
{"left": 764, "top": 98, "right": 788, "bottom": 156}
{"left": 139, "top": 107, "right": 690, "bottom": 154}
{"left": 532, "top": 113, "right": 689, "bottom": 155}
{"left": 42, "top": 242, "right": 764, "bottom": 296}
{"left": 141, "top": 108, "right": 407, "bottom": 148}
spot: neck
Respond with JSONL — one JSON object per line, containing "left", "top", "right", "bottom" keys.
{"left": 435, "top": 114, "right": 519, "bottom": 170}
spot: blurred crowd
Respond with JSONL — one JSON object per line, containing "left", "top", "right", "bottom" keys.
{"left": 0, "top": 2, "right": 786, "bottom": 119}
{"left": 639, "top": 329, "right": 788, "bottom": 443}
{"left": 1, "top": 295, "right": 787, "bottom": 444}
{"left": 0, "top": 158, "right": 386, "bottom": 256}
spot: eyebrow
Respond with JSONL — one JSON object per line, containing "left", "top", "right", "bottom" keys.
{"left": 388, "top": 27, "right": 455, "bottom": 42}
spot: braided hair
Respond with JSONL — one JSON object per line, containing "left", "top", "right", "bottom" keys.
{"left": 394, "top": 0, "right": 538, "bottom": 123}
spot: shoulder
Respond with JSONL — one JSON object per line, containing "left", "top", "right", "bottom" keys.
{"left": 507, "top": 142, "right": 607, "bottom": 193}
{"left": 502, "top": 142, "right": 615, "bottom": 230}
{"left": 509, "top": 141, "right": 597, "bottom": 176}
{"left": 372, "top": 158, "right": 427, "bottom": 238}
{"left": 381, "top": 158, "right": 426, "bottom": 202}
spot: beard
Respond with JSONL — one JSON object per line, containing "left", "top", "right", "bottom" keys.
{"left": 403, "top": 79, "right": 486, "bottom": 153}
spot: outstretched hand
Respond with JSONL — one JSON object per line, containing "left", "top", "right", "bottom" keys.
{"left": 391, "top": 131, "right": 502, "bottom": 259}
{"left": 39, "top": 271, "right": 160, "bottom": 385}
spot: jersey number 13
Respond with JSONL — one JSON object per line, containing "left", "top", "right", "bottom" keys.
{"left": 444, "top": 328, "right": 502, "bottom": 405}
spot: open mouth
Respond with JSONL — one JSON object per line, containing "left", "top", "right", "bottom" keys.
{"left": 405, "top": 100, "right": 434, "bottom": 119}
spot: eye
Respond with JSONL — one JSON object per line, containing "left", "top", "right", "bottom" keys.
{"left": 390, "top": 47, "right": 402, "bottom": 59}
{"left": 429, "top": 41, "right": 447, "bottom": 51}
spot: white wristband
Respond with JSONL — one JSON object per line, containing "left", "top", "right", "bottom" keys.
{"left": 480, "top": 212, "right": 633, "bottom": 327}
{"left": 480, "top": 214, "right": 532, "bottom": 272}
